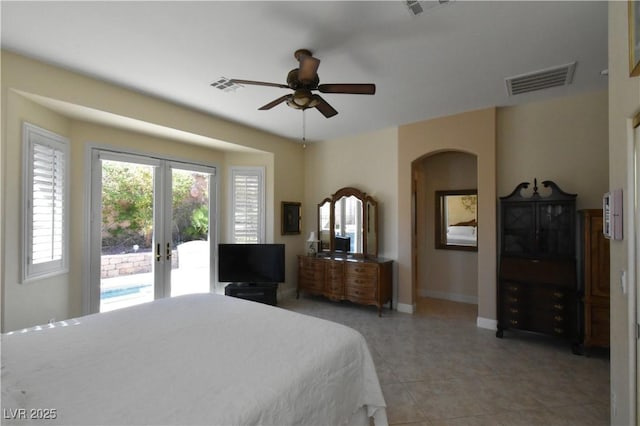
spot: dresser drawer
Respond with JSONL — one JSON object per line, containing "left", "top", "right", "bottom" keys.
{"left": 325, "top": 262, "right": 345, "bottom": 295}
{"left": 298, "top": 257, "right": 324, "bottom": 292}
{"left": 345, "top": 263, "right": 378, "bottom": 286}
{"left": 346, "top": 285, "right": 377, "bottom": 302}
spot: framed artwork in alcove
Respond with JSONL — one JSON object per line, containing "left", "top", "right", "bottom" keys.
{"left": 281, "top": 201, "right": 301, "bottom": 235}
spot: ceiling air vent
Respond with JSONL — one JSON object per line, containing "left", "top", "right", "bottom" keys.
{"left": 210, "top": 77, "right": 243, "bottom": 93}
{"left": 505, "top": 62, "right": 576, "bottom": 96}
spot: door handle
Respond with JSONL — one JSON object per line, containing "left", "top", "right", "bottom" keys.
{"left": 166, "top": 243, "right": 172, "bottom": 261}
{"left": 156, "top": 243, "right": 161, "bottom": 262}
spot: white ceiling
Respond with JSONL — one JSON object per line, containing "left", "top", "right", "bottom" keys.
{"left": 1, "top": 1, "right": 608, "bottom": 143}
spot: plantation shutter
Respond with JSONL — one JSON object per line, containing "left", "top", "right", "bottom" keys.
{"left": 230, "top": 167, "right": 264, "bottom": 244}
{"left": 23, "top": 123, "right": 69, "bottom": 281}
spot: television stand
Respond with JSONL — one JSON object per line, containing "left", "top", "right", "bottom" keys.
{"left": 224, "top": 283, "right": 278, "bottom": 306}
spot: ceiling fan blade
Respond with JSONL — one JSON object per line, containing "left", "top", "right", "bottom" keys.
{"left": 259, "top": 94, "right": 291, "bottom": 110}
{"left": 230, "top": 79, "right": 289, "bottom": 89}
{"left": 317, "top": 84, "right": 376, "bottom": 95}
{"left": 313, "top": 95, "right": 338, "bottom": 118}
{"left": 298, "top": 55, "right": 321, "bottom": 83}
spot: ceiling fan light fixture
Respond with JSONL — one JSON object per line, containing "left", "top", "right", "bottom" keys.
{"left": 287, "top": 89, "right": 318, "bottom": 110}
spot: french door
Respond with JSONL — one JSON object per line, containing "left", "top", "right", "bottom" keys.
{"left": 88, "top": 150, "right": 216, "bottom": 314}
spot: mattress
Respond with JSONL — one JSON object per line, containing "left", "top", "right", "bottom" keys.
{"left": 1, "top": 293, "right": 387, "bottom": 425}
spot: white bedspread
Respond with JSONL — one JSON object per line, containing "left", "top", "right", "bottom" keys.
{"left": 1, "top": 294, "right": 387, "bottom": 426}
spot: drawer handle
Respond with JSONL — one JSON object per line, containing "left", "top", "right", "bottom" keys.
{"left": 508, "top": 297, "right": 518, "bottom": 303}
{"left": 510, "top": 319, "right": 518, "bottom": 326}
{"left": 553, "top": 304, "right": 564, "bottom": 310}
{"left": 509, "top": 308, "right": 519, "bottom": 314}
{"left": 554, "top": 327, "right": 564, "bottom": 334}
{"left": 553, "top": 292, "right": 563, "bottom": 298}
{"left": 554, "top": 315, "right": 563, "bottom": 322}
{"left": 508, "top": 286, "right": 518, "bottom": 292}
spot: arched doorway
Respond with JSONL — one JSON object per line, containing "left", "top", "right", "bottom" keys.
{"left": 412, "top": 151, "right": 478, "bottom": 317}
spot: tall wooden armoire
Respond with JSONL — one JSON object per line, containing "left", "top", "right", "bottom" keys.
{"left": 577, "top": 209, "right": 610, "bottom": 349}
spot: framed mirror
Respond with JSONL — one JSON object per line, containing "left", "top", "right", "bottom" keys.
{"left": 317, "top": 187, "right": 378, "bottom": 257}
{"left": 435, "top": 189, "right": 478, "bottom": 251}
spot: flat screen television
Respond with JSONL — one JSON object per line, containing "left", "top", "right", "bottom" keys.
{"left": 218, "top": 244, "right": 285, "bottom": 284}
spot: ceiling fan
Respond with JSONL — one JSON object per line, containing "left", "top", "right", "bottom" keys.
{"left": 229, "top": 49, "right": 375, "bottom": 118}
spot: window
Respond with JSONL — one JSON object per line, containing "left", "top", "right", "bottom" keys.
{"left": 229, "top": 167, "right": 264, "bottom": 243}
{"left": 22, "top": 123, "right": 69, "bottom": 282}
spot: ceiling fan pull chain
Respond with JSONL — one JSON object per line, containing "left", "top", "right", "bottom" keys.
{"left": 302, "top": 109, "right": 307, "bottom": 146}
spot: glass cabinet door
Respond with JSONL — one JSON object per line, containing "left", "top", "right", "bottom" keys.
{"left": 502, "top": 203, "right": 535, "bottom": 255}
{"left": 537, "top": 202, "right": 575, "bottom": 257}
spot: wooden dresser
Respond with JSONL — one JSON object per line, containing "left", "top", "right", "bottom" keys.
{"left": 496, "top": 180, "right": 579, "bottom": 350}
{"left": 297, "top": 255, "right": 393, "bottom": 316}
{"left": 577, "top": 209, "right": 610, "bottom": 349}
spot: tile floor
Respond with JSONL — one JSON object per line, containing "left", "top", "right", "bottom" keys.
{"left": 280, "top": 296, "right": 610, "bottom": 426}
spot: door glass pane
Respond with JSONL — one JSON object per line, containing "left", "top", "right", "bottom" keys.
{"left": 100, "top": 160, "right": 154, "bottom": 312}
{"left": 171, "top": 168, "right": 210, "bottom": 296}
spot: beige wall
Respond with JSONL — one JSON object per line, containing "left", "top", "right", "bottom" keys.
{"left": 398, "top": 108, "right": 497, "bottom": 319}
{"left": 303, "top": 127, "right": 399, "bottom": 300}
{"left": 1, "top": 51, "right": 305, "bottom": 331}
{"left": 303, "top": 127, "right": 399, "bottom": 259}
{"left": 3, "top": 91, "right": 73, "bottom": 331}
{"left": 497, "top": 90, "right": 608, "bottom": 209}
{"left": 608, "top": 2, "right": 639, "bottom": 424}
{"left": 414, "top": 152, "right": 478, "bottom": 303}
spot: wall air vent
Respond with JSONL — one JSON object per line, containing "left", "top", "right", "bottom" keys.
{"left": 505, "top": 62, "right": 576, "bottom": 96}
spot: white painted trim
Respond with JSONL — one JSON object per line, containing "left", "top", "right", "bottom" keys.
{"left": 477, "top": 317, "right": 497, "bottom": 330}
{"left": 627, "top": 119, "right": 638, "bottom": 423}
{"left": 396, "top": 302, "right": 415, "bottom": 314}
{"left": 84, "top": 144, "right": 220, "bottom": 314}
{"left": 228, "top": 166, "right": 266, "bottom": 243}
{"left": 21, "top": 123, "right": 70, "bottom": 283}
{"left": 420, "top": 289, "right": 478, "bottom": 305}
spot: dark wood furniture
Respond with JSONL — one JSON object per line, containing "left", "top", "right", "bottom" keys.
{"left": 577, "top": 209, "right": 610, "bottom": 349}
{"left": 497, "top": 180, "right": 579, "bottom": 350}
{"left": 297, "top": 255, "right": 392, "bottom": 316}
{"left": 225, "top": 283, "right": 278, "bottom": 306}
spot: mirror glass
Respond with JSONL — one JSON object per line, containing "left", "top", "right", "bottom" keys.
{"left": 334, "top": 195, "right": 363, "bottom": 253}
{"left": 318, "top": 199, "right": 331, "bottom": 251}
{"left": 436, "top": 189, "right": 478, "bottom": 251}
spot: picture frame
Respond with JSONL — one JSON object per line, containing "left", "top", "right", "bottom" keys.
{"left": 281, "top": 201, "right": 301, "bottom": 235}
{"left": 630, "top": 0, "right": 640, "bottom": 76}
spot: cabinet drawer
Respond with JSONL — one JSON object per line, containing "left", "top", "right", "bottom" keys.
{"left": 325, "top": 262, "right": 344, "bottom": 279}
{"left": 298, "top": 258, "right": 324, "bottom": 291}
{"left": 325, "top": 261, "right": 345, "bottom": 296}
{"left": 345, "top": 263, "right": 378, "bottom": 287}
{"left": 346, "top": 285, "right": 377, "bottom": 301}
{"left": 346, "top": 263, "right": 378, "bottom": 278}
{"left": 500, "top": 257, "right": 575, "bottom": 287}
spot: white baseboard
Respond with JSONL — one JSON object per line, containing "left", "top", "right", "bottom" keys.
{"left": 420, "top": 289, "right": 478, "bottom": 305}
{"left": 396, "top": 302, "right": 415, "bottom": 314}
{"left": 476, "top": 317, "right": 497, "bottom": 330}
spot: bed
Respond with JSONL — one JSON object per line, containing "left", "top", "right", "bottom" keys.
{"left": 446, "top": 225, "right": 477, "bottom": 246}
{"left": 1, "top": 293, "right": 387, "bottom": 425}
